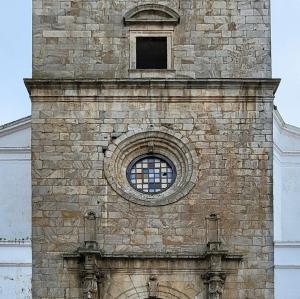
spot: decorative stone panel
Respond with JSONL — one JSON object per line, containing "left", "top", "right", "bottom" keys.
{"left": 123, "top": 4, "right": 180, "bottom": 26}
{"left": 104, "top": 127, "right": 198, "bottom": 206}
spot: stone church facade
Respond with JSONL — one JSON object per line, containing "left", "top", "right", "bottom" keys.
{"left": 26, "top": 1, "right": 279, "bottom": 298}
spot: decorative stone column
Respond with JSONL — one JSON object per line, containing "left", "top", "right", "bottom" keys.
{"left": 202, "top": 214, "right": 230, "bottom": 299}
{"left": 80, "top": 211, "right": 102, "bottom": 299}
{"left": 82, "top": 254, "right": 99, "bottom": 299}
{"left": 202, "top": 271, "right": 226, "bottom": 299}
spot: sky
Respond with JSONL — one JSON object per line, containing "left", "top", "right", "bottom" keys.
{"left": 0, "top": 0, "right": 299, "bottom": 126}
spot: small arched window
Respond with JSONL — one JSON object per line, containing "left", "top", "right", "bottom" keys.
{"left": 124, "top": 4, "right": 180, "bottom": 77}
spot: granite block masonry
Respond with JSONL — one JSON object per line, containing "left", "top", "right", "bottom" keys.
{"left": 33, "top": 0, "right": 272, "bottom": 79}
{"left": 27, "top": 1, "right": 279, "bottom": 298}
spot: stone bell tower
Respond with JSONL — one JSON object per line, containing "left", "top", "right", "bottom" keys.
{"left": 26, "top": 0, "right": 279, "bottom": 298}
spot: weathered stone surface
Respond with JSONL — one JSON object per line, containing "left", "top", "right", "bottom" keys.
{"left": 30, "top": 0, "right": 278, "bottom": 297}
{"left": 27, "top": 79, "right": 279, "bottom": 298}
{"left": 32, "top": 0, "right": 272, "bottom": 79}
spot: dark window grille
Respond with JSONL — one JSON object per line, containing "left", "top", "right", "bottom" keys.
{"left": 136, "top": 37, "right": 167, "bottom": 69}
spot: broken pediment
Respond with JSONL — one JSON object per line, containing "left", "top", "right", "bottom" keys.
{"left": 124, "top": 4, "right": 180, "bottom": 26}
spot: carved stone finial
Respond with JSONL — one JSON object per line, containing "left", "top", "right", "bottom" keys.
{"left": 206, "top": 213, "right": 220, "bottom": 245}
{"left": 84, "top": 211, "right": 97, "bottom": 249}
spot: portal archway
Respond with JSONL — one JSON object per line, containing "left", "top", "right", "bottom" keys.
{"left": 115, "top": 285, "right": 192, "bottom": 299}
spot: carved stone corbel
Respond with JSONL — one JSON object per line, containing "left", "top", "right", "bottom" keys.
{"left": 202, "top": 271, "right": 226, "bottom": 299}
{"left": 147, "top": 275, "right": 159, "bottom": 298}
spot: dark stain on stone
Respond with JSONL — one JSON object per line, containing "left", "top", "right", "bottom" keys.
{"left": 228, "top": 22, "right": 237, "bottom": 31}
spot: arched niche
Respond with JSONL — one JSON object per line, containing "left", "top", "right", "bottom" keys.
{"left": 115, "top": 285, "right": 191, "bottom": 299}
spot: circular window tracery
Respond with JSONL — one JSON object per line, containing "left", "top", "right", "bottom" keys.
{"left": 127, "top": 154, "right": 176, "bottom": 194}
{"left": 104, "top": 128, "right": 199, "bottom": 206}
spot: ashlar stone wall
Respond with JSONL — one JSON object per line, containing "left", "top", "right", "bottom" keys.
{"left": 33, "top": 0, "right": 272, "bottom": 79}
{"left": 27, "top": 79, "right": 279, "bottom": 299}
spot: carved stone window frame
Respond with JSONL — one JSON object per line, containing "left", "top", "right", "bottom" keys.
{"left": 129, "top": 30, "right": 173, "bottom": 71}
{"left": 124, "top": 4, "right": 180, "bottom": 78}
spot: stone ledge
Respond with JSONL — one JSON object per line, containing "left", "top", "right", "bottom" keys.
{"left": 63, "top": 251, "right": 243, "bottom": 261}
{"left": 129, "top": 69, "right": 176, "bottom": 79}
{"left": 24, "top": 78, "right": 280, "bottom": 101}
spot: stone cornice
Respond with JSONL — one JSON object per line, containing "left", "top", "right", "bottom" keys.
{"left": 0, "top": 147, "right": 31, "bottom": 154}
{"left": 0, "top": 263, "right": 32, "bottom": 267}
{"left": 274, "top": 241, "right": 300, "bottom": 248}
{"left": 63, "top": 251, "right": 243, "bottom": 262}
{"left": 0, "top": 115, "right": 31, "bottom": 137}
{"left": 24, "top": 78, "right": 280, "bottom": 102}
{"left": 0, "top": 240, "right": 31, "bottom": 247}
{"left": 274, "top": 108, "right": 300, "bottom": 137}
{"left": 273, "top": 143, "right": 300, "bottom": 157}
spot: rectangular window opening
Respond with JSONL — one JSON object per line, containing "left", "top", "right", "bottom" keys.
{"left": 136, "top": 37, "right": 167, "bottom": 69}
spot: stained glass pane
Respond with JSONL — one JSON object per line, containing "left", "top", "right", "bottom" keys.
{"left": 127, "top": 155, "right": 175, "bottom": 194}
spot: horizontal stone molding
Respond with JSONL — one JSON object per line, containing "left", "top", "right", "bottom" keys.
{"left": 0, "top": 147, "right": 31, "bottom": 154}
{"left": 24, "top": 79, "right": 280, "bottom": 102}
{"left": 274, "top": 143, "right": 300, "bottom": 157}
{"left": 0, "top": 263, "right": 32, "bottom": 268}
{"left": 64, "top": 252, "right": 242, "bottom": 262}
{"left": 274, "top": 109, "right": 300, "bottom": 137}
{"left": 275, "top": 242, "right": 300, "bottom": 248}
{"left": 0, "top": 240, "right": 31, "bottom": 247}
{"left": 0, "top": 116, "right": 31, "bottom": 137}
{"left": 275, "top": 265, "right": 300, "bottom": 269}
